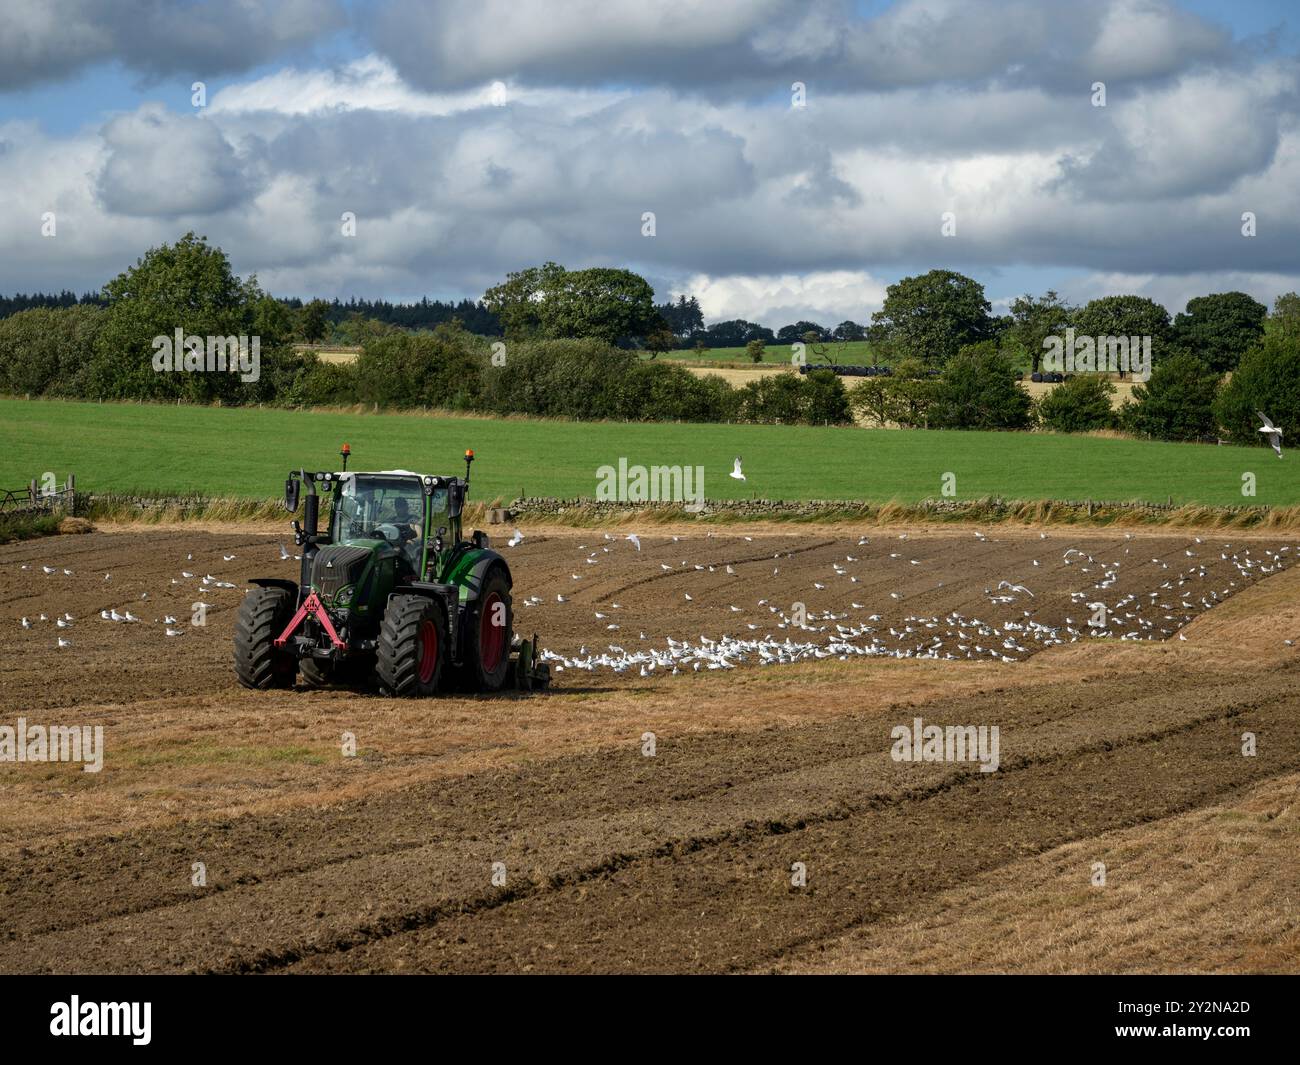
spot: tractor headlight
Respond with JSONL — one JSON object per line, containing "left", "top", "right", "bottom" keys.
{"left": 336, "top": 584, "right": 355, "bottom": 606}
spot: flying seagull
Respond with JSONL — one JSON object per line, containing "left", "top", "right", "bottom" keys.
{"left": 729, "top": 457, "right": 746, "bottom": 481}
{"left": 1257, "top": 412, "right": 1283, "bottom": 458}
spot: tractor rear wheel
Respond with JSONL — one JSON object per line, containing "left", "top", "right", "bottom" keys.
{"left": 464, "top": 570, "right": 513, "bottom": 692}
{"left": 234, "top": 587, "right": 296, "bottom": 690}
{"left": 376, "top": 594, "right": 447, "bottom": 697}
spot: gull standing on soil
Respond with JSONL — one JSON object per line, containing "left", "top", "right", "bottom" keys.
{"left": 1257, "top": 411, "right": 1283, "bottom": 458}
{"left": 507, "top": 529, "right": 524, "bottom": 547}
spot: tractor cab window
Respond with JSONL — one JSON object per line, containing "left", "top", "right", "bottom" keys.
{"left": 333, "top": 477, "right": 445, "bottom": 573}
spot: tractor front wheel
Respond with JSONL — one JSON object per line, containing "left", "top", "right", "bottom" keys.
{"left": 234, "top": 587, "right": 297, "bottom": 690}
{"left": 376, "top": 595, "right": 447, "bottom": 697}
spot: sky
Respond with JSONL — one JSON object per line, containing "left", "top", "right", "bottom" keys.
{"left": 1, "top": 0, "right": 1298, "bottom": 327}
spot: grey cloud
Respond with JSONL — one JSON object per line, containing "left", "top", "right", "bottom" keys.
{"left": 0, "top": 0, "right": 345, "bottom": 90}
{"left": 371, "top": 0, "right": 1235, "bottom": 96}
{"left": 96, "top": 105, "right": 257, "bottom": 216}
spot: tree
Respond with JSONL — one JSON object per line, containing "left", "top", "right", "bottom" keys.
{"left": 871, "top": 270, "right": 993, "bottom": 368}
{"left": 1119, "top": 353, "right": 1219, "bottom": 441}
{"left": 1169, "top": 292, "right": 1267, "bottom": 374}
{"left": 696, "top": 319, "right": 772, "bottom": 347}
{"left": 776, "top": 320, "right": 828, "bottom": 344}
{"left": 927, "top": 342, "right": 1033, "bottom": 430}
{"left": 882, "top": 359, "right": 938, "bottom": 428}
{"left": 656, "top": 294, "right": 704, "bottom": 338}
{"left": 297, "top": 299, "right": 331, "bottom": 344}
{"left": 483, "top": 261, "right": 566, "bottom": 339}
{"left": 1009, "top": 290, "right": 1074, "bottom": 374}
{"left": 644, "top": 319, "right": 676, "bottom": 359}
{"left": 355, "top": 322, "right": 484, "bottom": 411}
{"left": 802, "top": 330, "right": 831, "bottom": 364}
{"left": 1213, "top": 332, "right": 1300, "bottom": 445}
{"left": 1072, "top": 295, "right": 1171, "bottom": 359}
{"left": 746, "top": 338, "right": 766, "bottom": 364}
{"left": 0, "top": 304, "right": 104, "bottom": 397}
{"left": 1269, "top": 292, "right": 1300, "bottom": 339}
{"left": 537, "top": 267, "right": 658, "bottom": 345}
{"left": 801, "top": 369, "right": 852, "bottom": 425}
{"left": 1036, "top": 375, "right": 1117, "bottom": 433}
{"left": 89, "top": 232, "right": 260, "bottom": 403}
{"left": 832, "top": 320, "right": 865, "bottom": 341}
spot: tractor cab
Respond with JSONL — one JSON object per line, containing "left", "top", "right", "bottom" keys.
{"left": 331, "top": 472, "right": 436, "bottom": 579}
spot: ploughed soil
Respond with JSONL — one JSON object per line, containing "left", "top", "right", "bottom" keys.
{"left": 1, "top": 524, "right": 1298, "bottom": 974}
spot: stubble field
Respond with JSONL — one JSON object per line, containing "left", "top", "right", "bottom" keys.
{"left": 1, "top": 522, "right": 1298, "bottom": 973}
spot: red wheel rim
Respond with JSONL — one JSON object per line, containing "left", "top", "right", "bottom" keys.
{"left": 479, "top": 592, "right": 506, "bottom": 673}
{"left": 417, "top": 618, "right": 439, "bottom": 684}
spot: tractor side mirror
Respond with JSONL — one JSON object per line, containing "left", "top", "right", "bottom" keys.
{"left": 449, "top": 483, "right": 465, "bottom": 518}
{"left": 284, "top": 477, "right": 301, "bottom": 513}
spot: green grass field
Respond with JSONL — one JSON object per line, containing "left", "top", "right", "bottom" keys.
{"left": 0, "top": 397, "right": 1293, "bottom": 507}
{"left": 655, "top": 340, "right": 878, "bottom": 366}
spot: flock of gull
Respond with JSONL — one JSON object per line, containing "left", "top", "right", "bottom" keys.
{"left": 14, "top": 548, "right": 277, "bottom": 647}
{"left": 513, "top": 531, "right": 1292, "bottom": 677}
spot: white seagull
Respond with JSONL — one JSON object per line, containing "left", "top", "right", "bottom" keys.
{"left": 1257, "top": 411, "right": 1283, "bottom": 458}
{"left": 729, "top": 457, "right": 746, "bottom": 481}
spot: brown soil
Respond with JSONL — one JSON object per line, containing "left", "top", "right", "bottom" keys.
{"left": 1, "top": 525, "right": 1298, "bottom": 973}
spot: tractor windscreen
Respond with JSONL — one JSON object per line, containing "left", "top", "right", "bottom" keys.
{"left": 332, "top": 477, "right": 443, "bottom": 567}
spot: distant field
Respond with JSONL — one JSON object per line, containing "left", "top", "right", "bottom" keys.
{"left": 0, "top": 397, "right": 1293, "bottom": 507}
{"left": 655, "top": 340, "right": 877, "bottom": 366}
{"left": 293, "top": 345, "right": 362, "bottom": 364}
{"left": 683, "top": 366, "right": 1138, "bottom": 415}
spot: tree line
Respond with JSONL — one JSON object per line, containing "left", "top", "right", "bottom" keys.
{"left": 0, "top": 235, "right": 852, "bottom": 428}
{"left": 4, "top": 236, "right": 1300, "bottom": 447}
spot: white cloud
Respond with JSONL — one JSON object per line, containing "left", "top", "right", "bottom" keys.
{"left": 683, "top": 271, "right": 889, "bottom": 326}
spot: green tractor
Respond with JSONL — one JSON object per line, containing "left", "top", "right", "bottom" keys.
{"left": 234, "top": 444, "right": 548, "bottom": 696}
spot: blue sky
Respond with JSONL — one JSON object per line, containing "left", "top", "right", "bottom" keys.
{"left": 1, "top": 0, "right": 1297, "bottom": 326}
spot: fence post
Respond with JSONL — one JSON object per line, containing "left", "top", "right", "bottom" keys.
{"left": 67, "top": 473, "right": 76, "bottom": 516}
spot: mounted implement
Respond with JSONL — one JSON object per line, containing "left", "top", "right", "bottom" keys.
{"left": 234, "top": 445, "right": 548, "bottom": 696}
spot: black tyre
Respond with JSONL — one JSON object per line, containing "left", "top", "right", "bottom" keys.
{"left": 375, "top": 594, "right": 447, "bottom": 697}
{"left": 234, "top": 587, "right": 296, "bottom": 690}
{"left": 299, "top": 658, "right": 334, "bottom": 688}
{"left": 464, "top": 569, "right": 513, "bottom": 692}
